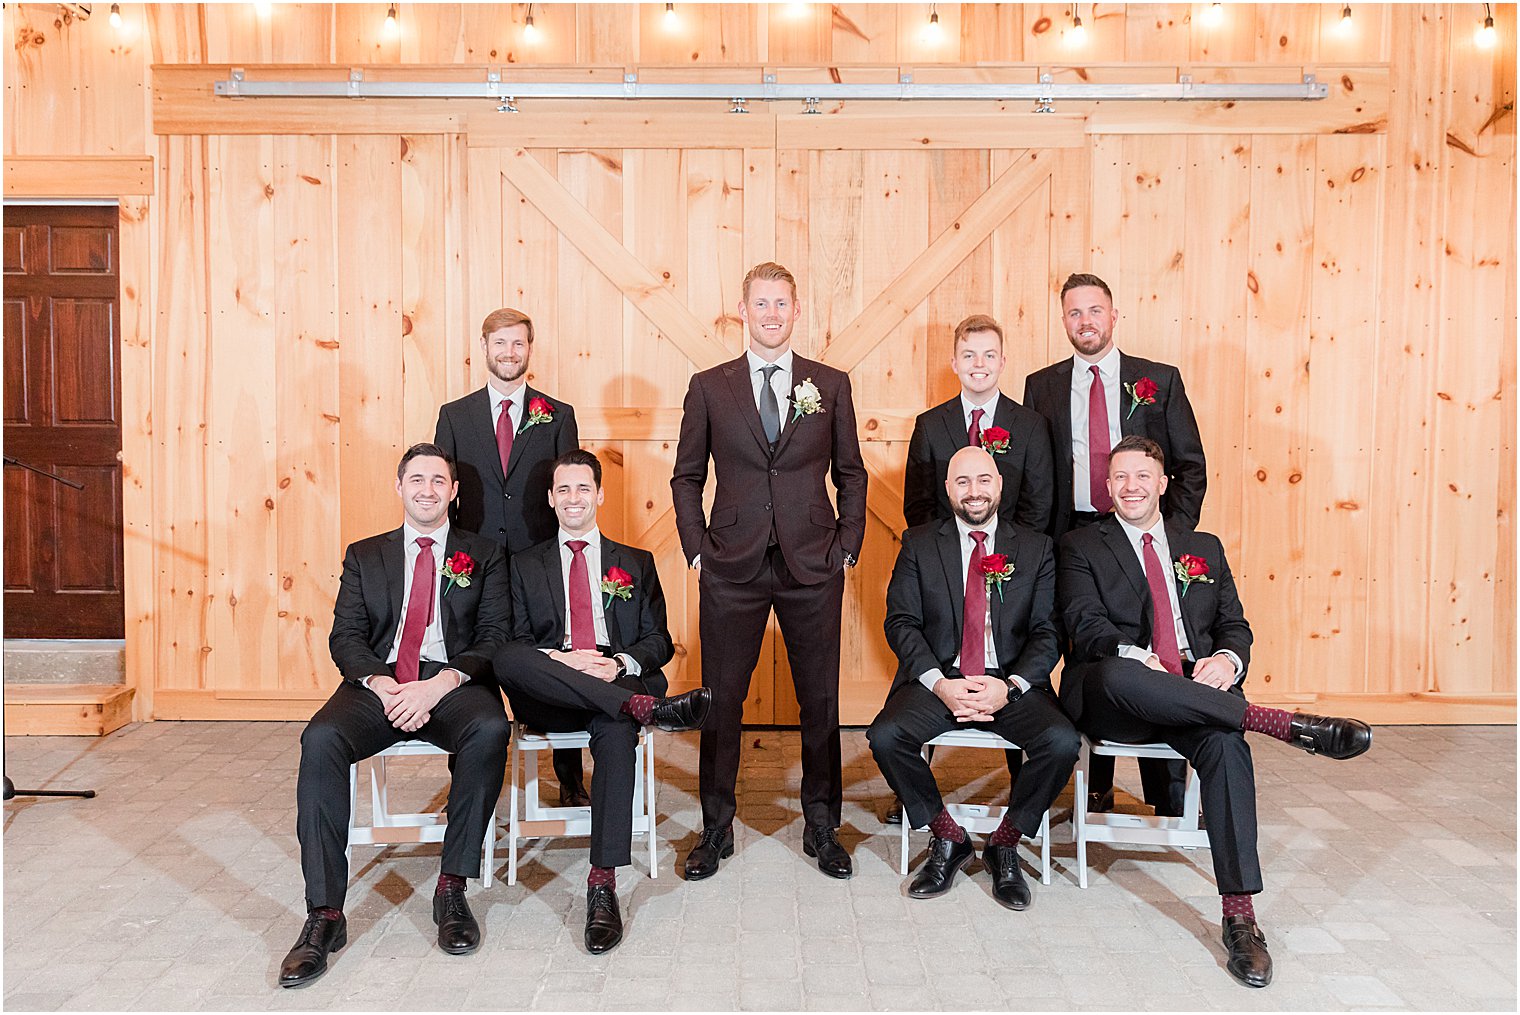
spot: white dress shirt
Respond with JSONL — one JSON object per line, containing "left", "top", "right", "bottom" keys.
{"left": 960, "top": 392, "right": 999, "bottom": 439}
{"left": 552, "top": 526, "right": 641, "bottom": 676}
{"left": 1068, "top": 347, "right": 1123, "bottom": 512}
{"left": 487, "top": 382, "right": 526, "bottom": 443}
{"left": 746, "top": 347, "right": 793, "bottom": 418}
{"left": 1113, "top": 514, "right": 1243, "bottom": 681}
{"left": 364, "top": 521, "right": 463, "bottom": 689}
{"left": 917, "top": 514, "right": 1031, "bottom": 695}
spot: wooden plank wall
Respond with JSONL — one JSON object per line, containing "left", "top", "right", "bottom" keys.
{"left": 2, "top": 3, "right": 1513, "bottom": 724}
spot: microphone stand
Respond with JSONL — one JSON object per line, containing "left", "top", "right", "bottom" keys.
{"left": 2, "top": 455, "right": 97, "bottom": 802}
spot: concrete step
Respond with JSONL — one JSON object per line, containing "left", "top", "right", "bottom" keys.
{"left": 3, "top": 639, "right": 124, "bottom": 685}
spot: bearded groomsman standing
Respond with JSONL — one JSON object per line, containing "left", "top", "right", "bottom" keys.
{"left": 671, "top": 262, "right": 868, "bottom": 881}
{"left": 434, "top": 307, "right": 589, "bottom": 806}
{"left": 1023, "top": 273, "right": 1207, "bottom": 815}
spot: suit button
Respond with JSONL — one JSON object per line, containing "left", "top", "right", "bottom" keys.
{"left": 765, "top": 503, "right": 772, "bottom": 511}
{"left": 505, "top": 493, "right": 513, "bottom": 499}
{"left": 770, "top": 468, "right": 778, "bottom": 476}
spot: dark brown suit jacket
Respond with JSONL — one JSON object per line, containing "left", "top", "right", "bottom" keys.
{"left": 670, "top": 353, "right": 867, "bottom": 586}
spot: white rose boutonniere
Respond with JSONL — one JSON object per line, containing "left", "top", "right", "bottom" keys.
{"left": 791, "top": 378, "right": 825, "bottom": 421}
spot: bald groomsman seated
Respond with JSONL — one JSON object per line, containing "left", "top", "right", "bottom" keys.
{"left": 1057, "top": 435, "right": 1372, "bottom": 988}
{"left": 868, "top": 446, "right": 1079, "bottom": 910}
{"left": 494, "top": 449, "right": 710, "bottom": 954}
{"left": 282, "top": 444, "right": 511, "bottom": 987}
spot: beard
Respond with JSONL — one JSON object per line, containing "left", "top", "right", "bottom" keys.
{"left": 952, "top": 496, "right": 997, "bottom": 527}
{"left": 487, "top": 351, "right": 528, "bottom": 385}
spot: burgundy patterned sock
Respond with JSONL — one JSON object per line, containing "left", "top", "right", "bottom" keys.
{"left": 1242, "top": 703, "right": 1294, "bottom": 742}
{"left": 435, "top": 873, "right": 466, "bottom": 896}
{"left": 927, "top": 807, "right": 966, "bottom": 842}
{"left": 312, "top": 906, "right": 342, "bottom": 921}
{"left": 1222, "top": 892, "right": 1256, "bottom": 921}
{"left": 620, "top": 694, "right": 655, "bottom": 725}
{"left": 587, "top": 865, "right": 616, "bottom": 890}
{"left": 988, "top": 815, "right": 1023, "bottom": 848}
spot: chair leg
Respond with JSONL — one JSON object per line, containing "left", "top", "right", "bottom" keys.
{"left": 482, "top": 800, "right": 496, "bottom": 889}
{"left": 1075, "top": 742, "right": 1090, "bottom": 890}
{"left": 645, "top": 732, "right": 658, "bottom": 880}
{"left": 346, "top": 762, "right": 358, "bottom": 874}
{"left": 371, "top": 755, "right": 390, "bottom": 827}
{"left": 899, "top": 816, "right": 911, "bottom": 877}
{"left": 507, "top": 738, "right": 521, "bottom": 887}
{"left": 1039, "top": 808, "right": 1051, "bottom": 886}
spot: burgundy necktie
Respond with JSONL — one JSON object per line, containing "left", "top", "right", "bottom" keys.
{"left": 1088, "top": 364, "right": 1113, "bottom": 513}
{"left": 495, "top": 399, "right": 514, "bottom": 477}
{"left": 1141, "top": 533, "right": 1184, "bottom": 675}
{"left": 967, "top": 407, "right": 984, "bottom": 448}
{"left": 566, "top": 539, "right": 596, "bottom": 651}
{"left": 960, "top": 530, "right": 989, "bottom": 676}
{"left": 395, "top": 536, "right": 436, "bottom": 684}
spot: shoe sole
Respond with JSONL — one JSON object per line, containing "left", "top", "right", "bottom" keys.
{"left": 989, "top": 886, "right": 1032, "bottom": 911}
{"left": 802, "top": 838, "right": 854, "bottom": 879}
{"left": 586, "top": 932, "right": 623, "bottom": 955}
{"left": 907, "top": 851, "right": 971, "bottom": 898}
{"left": 683, "top": 841, "right": 734, "bottom": 881}
{"left": 279, "top": 928, "right": 347, "bottom": 988}
{"left": 438, "top": 938, "right": 479, "bottom": 956}
{"left": 1226, "top": 967, "right": 1273, "bottom": 988}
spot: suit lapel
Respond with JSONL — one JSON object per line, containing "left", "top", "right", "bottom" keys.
{"left": 1050, "top": 361, "right": 1074, "bottom": 460}
{"left": 438, "top": 529, "right": 464, "bottom": 643}
{"left": 1100, "top": 517, "right": 1150, "bottom": 606}
{"left": 770, "top": 356, "right": 809, "bottom": 459}
{"left": 938, "top": 397, "right": 967, "bottom": 451}
{"left": 989, "top": 520, "right": 1017, "bottom": 662}
{"left": 467, "top": 388, "right": 503, "bottom": 482}
{"left": 992, "top": 392, "right": 1018, "bottom": 434}
{"left": 382, "top": 528, "right": 406, "bottom": 623}
{"left": 722, "top": 356, "right": 773, "bottom": 455}
{"left": 539, "top": 538, "right": 567, "bottom": 638}
{"left": 600, "top": 539, "right": 626, "bottom": 651}
{"left": 505, "top": 385, "right": 542, "bottom": 482}
{"left": 934, "top": 517, "right": 966, "bottom": 633}
{"left": 1118, "top": 353, "right": 1138, "bottom": 437}
{"left": 1165, "top": 520, "right": 1205, "bottom": 651}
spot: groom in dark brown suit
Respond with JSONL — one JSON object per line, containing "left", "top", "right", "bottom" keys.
{"left": 671, "top": 262, "right": 868, "bottom": 881}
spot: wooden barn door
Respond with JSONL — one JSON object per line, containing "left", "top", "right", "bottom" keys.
{"left": 468, "top": 138, "right": 1086, "bottom": 725}
{"left": 3, "top": 205, "right": 125, "bottom": 639}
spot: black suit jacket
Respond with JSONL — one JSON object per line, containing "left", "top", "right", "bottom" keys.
{"left": 671, "top": 353, "right": 868, "bottom": 586}
{"left": 507, "top": 534, "right": 675, "bottom": 696}
{"left": 883, "top": 516, "right": 1061, "bottom": 697}
{"left": 1055, "top": 515, "right": 1253, "bottom": 719}
{"left": 902, "top": 393, "right": 1054, "bottom": 532}
{"left": 1023, "top": 353, "right": 1206, "bottom": 536}
{"left": 434, "top": 385, "right": 580, "bottom": 555}
{"left": 328, "top": 526, "right": 511, "bottom": 687}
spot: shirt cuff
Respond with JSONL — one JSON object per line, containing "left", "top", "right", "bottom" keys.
{"left": 615, "top": 652, "right": 642, "bottom": 677}
{"left": 690, "top": 554, "right": 701, "bottom": 569}
{"left": 916, "top": 668, "right": 946, "bottom": 694}
{"left": 1217, "top": 649, "right": 1244, "bottom": 682}
{"left": 1009, "top": 674, "right": 1031, "bottom": 693}
{"left": 1118, "top": 643, "right": 1153, "bottom": 664}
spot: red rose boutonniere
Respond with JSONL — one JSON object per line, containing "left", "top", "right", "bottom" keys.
{"left": 524, "top": 396, "right": 555, "bottom": 429}
{"left": 1172, "top": 554, "right": 1215, "bottom": 597}
{"left": 1123, "top": 376, "right": 1158, "bottom": 419}
{"left": 440, "top": 551, "right": 474, "bottom": 594}
{"left": 980, "top": 425, "right": 1011, "bottom": 456}
{"left": 600, "top": 566, "right": 634, "bottom": 609}
{"left": 980, "top": 553, "right": 1015, "bottom": 601}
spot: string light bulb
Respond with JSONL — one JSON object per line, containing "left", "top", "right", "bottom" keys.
{"left": 1201, "top": 2, "right": 1223, "bottom": 27}
{"left": 1477, "top": 3, "right": 1496, "bottom": 47}
{"left": 1070, "top": 7, "right": 1087, "bottom": 44}
{"left": 109, "top": 2, "right": 122, "bottom": 28}
{"left": 664, "top": 2, "right": 678, "bottom": 29}
{"left": 523, "top": 3, "right": 538, "bottom": 42}
{"left": 1337, "top": 5, "right": 1353, "bottom": 33}
{"left": 924, "top": 3, "right": 941, "bottom": 40}
{"left": 383, "top": 4, "right": 398, "bottom": 37}
{"left": 253, "top": 1, "right": 272, "bottom": 15}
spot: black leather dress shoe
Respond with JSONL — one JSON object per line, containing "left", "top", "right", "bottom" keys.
{"left": 584, "top": 884, "right": 623, "bottom": 954}
{"left": 559, "top": 779, "right": 591, "bottom": 808}
{"left": 907, "top": 830, "right": 972, "bottom": 898}
{"left": 982, "top": 841, "right": 1032, "bottom": 910}
{"left": 433, "top": 882, "right": 480, "bottom": 955}
{"left": 1221, "top": 916, "right": 1273, "bottom": 987}
{"left": 650, "top": 688, "right": 713, "bottom": 732}
{"left": 684, "top": 825, "right": 734, "bottom": 881}
{"left": 884, "top": 798, "right": 904, "bottom": 825}
{"left": 279, "top": 911, "right": 347, "bottom": 988}
{"left": 1288, "top": 713, "right": 1373, "bottom": 760}
{"left": 802, "top": 825, "right": 853, "bottom": 879}
{"left": 1088, "top": 788, "right": 1115, "bottom": 813}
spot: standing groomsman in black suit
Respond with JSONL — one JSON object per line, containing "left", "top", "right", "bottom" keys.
{"left": 493, "top": 449, "right": 710, "bottom": 954}
{"left": 671, "top": 261, "right": 868, "bottom": 881}
{"left": 1023, "top": 272, "right": 1208, "bottom": 815}
{"left": 894, "top": 313, "right": 1055, "bottom": 821}
{"left": 870, "top": 446, "right": 1078, "bottom": 909}
{"left": 281, "top": 444, "right": 511, "bottom": 987}
{"left": 1058, "top": 435, "right": 1372, "bottom": 988}
{"left": 434, "top": 307, "right": 589, "bottom": 807}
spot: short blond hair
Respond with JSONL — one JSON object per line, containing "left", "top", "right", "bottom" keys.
{"left": 742, "top": 262, "right": 798, "bottom": 302}
{"left": 953, "top": 314, "right": 1004, "bottom": 350}
{"left": 480, "top": 307, "right": 534, "bottom": 344}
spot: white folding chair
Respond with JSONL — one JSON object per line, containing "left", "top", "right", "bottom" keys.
{"left": 898, "top": 728, "right": 1052, "bottom": 885}
{"left": 346, "top": 740, "right": 498, "bottom": 887}
{"left": 1072, "top": 736, "right": 1208, "bottom": 888}
{"left": 506, "top": 725, "right": 658, "bottom": 885}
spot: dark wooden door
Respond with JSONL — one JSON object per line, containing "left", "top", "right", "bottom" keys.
{"left": 4, "top": 205, "right": 124, "bottom": 638}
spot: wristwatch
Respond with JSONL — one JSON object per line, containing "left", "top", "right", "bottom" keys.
{"left": 843, "top": 552, "right": 858, "bottom": 567}
{"left": 613, "top": 656, "right": 628, "bottom": 678}
{"left": 1005, "top": 677, "right": 1023, "bottom": 699}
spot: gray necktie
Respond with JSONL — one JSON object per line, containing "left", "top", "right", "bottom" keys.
{"left": 760, "top": 364, "right": 781, "bottom": 445}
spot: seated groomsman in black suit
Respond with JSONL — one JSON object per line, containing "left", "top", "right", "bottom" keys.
{"left": 1025, "top": 273, "right": 1208, "bottom": 817}
{"left": 892, "top": 313, "right": 1056, "bottom": 822}
{"left": 281, "top": 444, "right": 511, "bottom": 988}
{"left": 494, "top": 449, "right": 711, "bottom": 954}
{"left": 1058, "top": 435, "right": 1373, "bottom": 988}
{"left": 434, "top": 307, "right": 589, "bottom": 809}
{"left": 869, "top": 446, "right": 1079, "bottom": 909}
